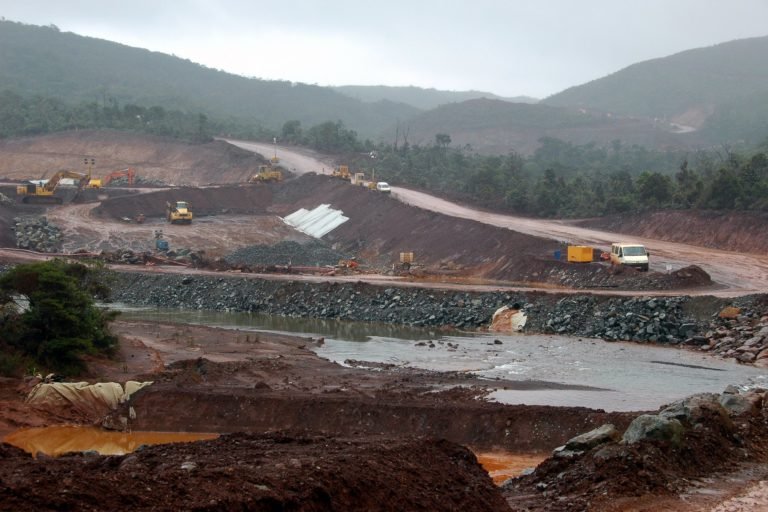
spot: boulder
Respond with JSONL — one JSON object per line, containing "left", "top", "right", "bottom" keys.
{"left": 564, "top": 424, "right": 621, "bottom": 452}
{"left": 622, "top": 414, "right": 685, "bottom": 446}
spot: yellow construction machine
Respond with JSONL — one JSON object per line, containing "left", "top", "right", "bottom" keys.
{"left": 332, "top": 165, "right": 350, "bottom": 179}
{"left": 166, "top": 201, "right": 193, "bottom": 224}
{"left": 17, "top": 170, "right": 92, "bottom": 204}
{"left": 249, "top": 164, "right": 283, "bottom": 183}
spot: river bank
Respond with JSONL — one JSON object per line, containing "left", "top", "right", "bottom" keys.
{"left": 109, "top": 270, "right": 768, "bottom": 362}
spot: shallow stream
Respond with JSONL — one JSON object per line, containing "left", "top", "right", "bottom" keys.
{"left": 118, "top": 306, "right": 768, "bottom": 412}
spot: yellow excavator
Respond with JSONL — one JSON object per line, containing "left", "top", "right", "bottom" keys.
{"left": 16, "top": 170, "right": 92, "bottom": 204}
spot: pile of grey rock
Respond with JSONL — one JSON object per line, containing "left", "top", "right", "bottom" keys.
{"left": 14, "top": 216, "right": 62, "bottom": 253}
{"left": 541, "top": 296, "right": 696, "bottom": 344}
{"left": 107, "top": 272, "right": 741, "bottom": 347}
{"left": 690, "top": 304, "right": 768, "bottom": 366}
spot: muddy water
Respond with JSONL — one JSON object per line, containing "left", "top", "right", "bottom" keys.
{"left": 117, "top": 307, "right": 768, "bottom": 412}
{"left": 474, "top": 452, "right": 547, "bottom": 484}
{"left": 3, "top": 426, "right": 218, "bottom": 457}
{"left": 3, "top": 424, "right": 535, "bottom": 486}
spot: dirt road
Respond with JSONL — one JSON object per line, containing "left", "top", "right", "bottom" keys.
{"left": 226, "top": 139, "right": 768, "bottom": 295}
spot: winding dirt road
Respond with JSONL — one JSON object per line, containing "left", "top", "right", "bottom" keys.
{"left": 226, "top": 139, "right": 768, "bottom": 296}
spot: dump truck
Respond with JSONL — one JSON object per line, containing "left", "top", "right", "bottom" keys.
{"left": 166, "top": 201, "right": 193, "bottom": 224}
{"left": 16, "top": 170, "right": 92, "bottom": 204}
{"left": 249, "top": 164, "right": 282, "bottom": 183}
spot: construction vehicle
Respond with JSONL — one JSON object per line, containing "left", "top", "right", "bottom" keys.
{"left": 249, "top": 164, "right": 283, "bottom": 183}
{"left": 351, "top": 172, "right": 366, "bottom": 186}
{"left": 166, "top": 201, "right": 193, "bottom": 224}
{"left": 102, "top": 168, "right": 137, "bottom": 187}
{"left": 87, "top": 178, "right": 102, "bottom": 188}
{"left": 332, "top": 165, "right": 351, "bottom": 179}
{"left": 610, "top": 243, "right": 650, "bottom": 271}
{"left": 16, "top": 170, "right": 92, "bottom": 204}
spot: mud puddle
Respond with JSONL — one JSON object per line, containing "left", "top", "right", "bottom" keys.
{"left": 3, "top": 426, "right": 218, "bottom": 457}
{"left": 474, "top": 452, "right": 547, "bottom": 484}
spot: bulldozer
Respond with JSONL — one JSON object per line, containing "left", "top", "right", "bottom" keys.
{"left": 166, "top": 200, "right": 193, "bottom": 224}
{"left": 249, "top": 164, "right": 282, "bottom": 183}
{"left": 332, "top": 165, "right": 351, "bottom": 179}
{"left": 17, "top": 170, "right": 92, "bottom": 204}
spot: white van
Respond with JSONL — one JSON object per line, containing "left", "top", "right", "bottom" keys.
{"left": 376, "top": 182, "right": 391, "bottom": 193}
{"left": 610, "top": 243, "right": 650, "bottom": 271}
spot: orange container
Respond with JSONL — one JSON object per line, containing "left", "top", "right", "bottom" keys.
{"left": 567, "top": 246, "right": 593, "bottom": 263}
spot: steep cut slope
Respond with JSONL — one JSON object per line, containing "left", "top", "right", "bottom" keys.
{"left": 0, "top": 130, "right": 267, "bottom": 186}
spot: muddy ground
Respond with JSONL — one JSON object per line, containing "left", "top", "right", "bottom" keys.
{"left": 0, "top": 130, "right": 269, "bottom": 186}
{"left": 2, "top": 131, "right": 768, "bottom": 510}
{"left": 3, "top": 321, "right": 768, "bottom": 511}
{"left": 573, "top": 210, "right": 768, "bottom": 255}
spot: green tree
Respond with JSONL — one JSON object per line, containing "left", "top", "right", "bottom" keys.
{"left": 435, "top": 133, "right": 451, "bottom": 148}
{"left": 636, "top": 171, "right": 673, "bottom": 207}
{"left": 281, "top": 120, "right": 303, "bottom": 143}
{"left": 0, "top": 260, "right": 118, "bottom": 375}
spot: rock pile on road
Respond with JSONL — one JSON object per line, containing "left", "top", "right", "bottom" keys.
{"left": 0, "top": 193, "right": 13, "bottom": 205}
{"left": 13, "top": 216, "right": 62, "bottom": 253}
{"left": 225, "top": 240, "right": 350, "bottom": 267}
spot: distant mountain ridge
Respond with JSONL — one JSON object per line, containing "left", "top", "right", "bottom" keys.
{"left": 1, "top": 19, "right": 766, "bottom": 153}
{"left": 0, "top": 20, "right": 419, "bottom": 138}
{"left": 396, "top": 98, "right": 693, "bottom": 155}
{"left": 543, "top": 35, "right": 768, "bottom": 135}
{"left": 333, "top": 85, "right": 538, "bottom": 110}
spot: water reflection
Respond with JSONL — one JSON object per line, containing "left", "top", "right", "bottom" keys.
{"left": 3, "top": 426, "right": 218, "bottom": 457}
{"left": 115, "top": 305, "right": 463, "bottom": 342}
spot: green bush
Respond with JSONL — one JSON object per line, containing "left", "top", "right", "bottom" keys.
{"left": 0, "top": 260, "right": 118, "bottom": 376}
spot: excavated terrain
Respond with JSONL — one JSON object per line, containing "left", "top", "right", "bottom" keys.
{"left": 573, "top": 210, "right": 768, "bottom": 255}
{"left": 2, "top": 131, "right": 768, "bottom": 511}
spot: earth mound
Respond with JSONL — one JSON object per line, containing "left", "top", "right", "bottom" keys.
{"left": 0, "top": 433, "right": 510, "bottom": 511}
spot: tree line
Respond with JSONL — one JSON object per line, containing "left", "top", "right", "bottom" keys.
{"left": 2, "top": 89, "right": 767, "bottom": 217}
{"left": 345, "top": 134, "right": 768, "bottom": 217}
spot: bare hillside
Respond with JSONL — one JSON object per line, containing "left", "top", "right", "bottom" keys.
{"left": 0, "top": 130, "right": 266, "bottom": 186}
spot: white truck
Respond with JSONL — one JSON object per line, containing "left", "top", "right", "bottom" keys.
{"left": 610, "top": 243, "right": 650, "bottom": 271}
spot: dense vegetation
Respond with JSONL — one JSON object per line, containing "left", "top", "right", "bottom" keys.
{"left": 0, "top": 20, "right": 417, "bottom": 139}
{"left": 544, "top": 36, "right": 768, "bottom": 119}
{"left": 0, "top": 89, "right": 221, "bottom": 141}
{"left": 0, "top": 260, "right": 117, "bottom": 376}
{"left": 347, "top": 136, "right": 768, "bottom": 217}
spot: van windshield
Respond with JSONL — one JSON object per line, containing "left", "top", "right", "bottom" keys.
{"left": 623, "top": 246, "right": 646, "bottom": 256}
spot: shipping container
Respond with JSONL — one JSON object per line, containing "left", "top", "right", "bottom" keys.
{"left": 567, "top": 246, "right": 593, "bottom": 263}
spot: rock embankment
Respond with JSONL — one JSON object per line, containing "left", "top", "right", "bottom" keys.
{"left": 108, "top": 271, "right": 765, "bottom": 354}
{"left": 14, "top": 216, "right": 62, "bottom": 253}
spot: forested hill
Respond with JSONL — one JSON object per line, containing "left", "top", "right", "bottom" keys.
{"left": 543, "top": 35, "right": 768, "bottom": 142}
{"left": 333, "top": 85, "right": 537, "bottom": 110}
{"left": 0, "top": 20, "right": 418, "bottom": 138}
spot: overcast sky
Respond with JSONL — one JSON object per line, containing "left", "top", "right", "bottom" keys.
{"left": 2, "top": 0, "right": 767, "bottom": 98}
